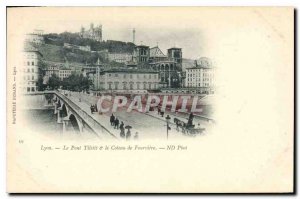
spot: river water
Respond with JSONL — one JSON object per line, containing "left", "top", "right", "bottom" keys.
{"left": 23, "top": 109, "right": 98, "bottom": 140}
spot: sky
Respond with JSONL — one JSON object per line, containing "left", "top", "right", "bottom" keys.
{"left": 14, "top": 7, "right": 217, "bottom": 60}
{"left": 33, "top": 21, "right": 205, "bottom": 60}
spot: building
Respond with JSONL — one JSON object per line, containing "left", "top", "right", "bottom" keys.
{"left": 45, "top": 65, "right": 59, "bottom": 77}
{"left": 63, "top": 43, "right": 91, "bottom": 52}
{"left": 185, "top": 57, "right": 215, "bottom": 94}
{"left": 21, "top": 45, "right": 43, "bottom": 93}
{"left": 25, "top": 30, "right": 44, "bottom": 45}
{"left": 108, "top": 53, "right": 133, "bottom": 63}
{"left": 58, "top": 69, "right": 73, "bottom": 80}
{"left": 149, "top": 46, "right": 182, "bottom": 88}
{"left": 44, "top": 61, "right": 75, "bottom": 81}
{"left": 133, "top": 45, "right": 150, "bottom": 64}
{"left": 149, "top": 46, "right": 168, "bottom": 63}
{"left": 94, "top": 68, "right": 160, "bottom": 92}
{"left": 167, "top": 47, "right": 182, "bottom": 68}
{"left": 80, "top": 23, "right": 102, "bottom": 42}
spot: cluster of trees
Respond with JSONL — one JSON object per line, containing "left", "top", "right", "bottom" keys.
{"left": 38, "top": 73, "right": 93, "bottom": 92}
{"left": 43, "top": 32, "right": 135, "bottom": 53}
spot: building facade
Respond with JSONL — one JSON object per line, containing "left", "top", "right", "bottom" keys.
{"left": 58, "top": 69, "right": 73, "bottom": 80}
{"left": 45, "top": 65, "right": 59, "bottom": 77}
{"left": 185, "top": 63, "right": 215, "bottom": 94}
{"left": 80, "top": 23, "right": 102, "bottom": 42}
{"left": 25, "top": 33, "right": 44, "bottom": 45}
{"left": 94, "top": 68, "right": 159, "bottom": 92}
{"left": 149, "top": 46, "right": 182, "bottom": 88}
{"left": 108, "top": 53, "right": 133, "bottom": 63}
{"left": 133, "top": 45, "right": 150, "bottom": 64}
{"left": 167, "top": 47, "right": 182, "bottom": 68}
{"left": 21, "top": 46, "right": 43, "bottom": 93}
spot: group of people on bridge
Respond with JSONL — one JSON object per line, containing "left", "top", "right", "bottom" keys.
{"left": 90, "top": 104, "right": 98, "bottom": 114}
{"left": 110, "top": 114, "right": 138, "bottom": 140}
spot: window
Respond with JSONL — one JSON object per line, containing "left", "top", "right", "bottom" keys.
{"left": 124, "top": 74, "right": 126, "bottom": 78}
{"left": 31, "top": 68, "right": 34, "bottom": 72}
{"left": 32, "top": 76, "right": 34, "bottom": 80}
{"left": 27, "top": 69, "right": 30, "bottom": 73}
{"left": 114, "top": 82, "right": 118, "bottom": 90}
{"left": 27, "top": 87, "right": 30, "bottom": 92}
{"left": 123, "top": 82, "right": 127, "bottom": 90}
{"left": 130, "top": 74, "right": 132, "bottom": 79}
{"left": 32, "top": 61, "right": 34, "bottom": 66}
{"left": 31, "top": 87, "right": 35, "bottom": 92}
{"left": 27, "top": 61, "right": 30, "bottom": 66}
{"left": 108, "top": 74, "right": 111, "bottom": 77}
{"left": 149, "top": 74, "right": 151, "bottom": 79}
{"left": 130, "top": 83, "right": 133, "bottom": 90}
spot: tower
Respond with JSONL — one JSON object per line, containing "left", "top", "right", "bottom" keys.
{"left": 133, "top": 28, "right": 136, "bottom": 44}
{"left": 167, "top": 47, "right": 182, "bottom": 67}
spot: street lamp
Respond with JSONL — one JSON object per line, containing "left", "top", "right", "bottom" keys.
{"left": 165, "top": 114, "right": 171, "bottom": 140}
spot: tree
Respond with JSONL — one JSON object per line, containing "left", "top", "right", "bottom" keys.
{"left": 48, "top": 74, "right": 61, "bottom": 90}
{"left": 37, "top": 76, "right": 47, "bottom": 91}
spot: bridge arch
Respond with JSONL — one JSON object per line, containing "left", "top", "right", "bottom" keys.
{"left": 68, "top": 114, "right": 81, "bottom": 133}
{"left": 61, "top": 103, "right": 68, "bottom": 118}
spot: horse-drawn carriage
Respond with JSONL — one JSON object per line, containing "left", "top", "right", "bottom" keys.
{"left": 174, "top": 117, "right": 205, "bottom": 136}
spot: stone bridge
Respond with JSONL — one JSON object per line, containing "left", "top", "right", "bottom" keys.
{"left": 25, "top": 91, "right": 116, "bottom": 139}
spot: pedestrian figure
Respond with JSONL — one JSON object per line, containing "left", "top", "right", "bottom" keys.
{"left": 110, "top": 114, "right": 115, "bottom": 126}
{"left": 134, "top": 132, "right": 139, "bottom": 140}
{"left": 157, "top": 107, "right": 161, "bottom": 115}
{"left": 94, "top": 104, "right": 98, "bottom": 112}
{"left": 114, "top": 118, "right": 119, "bottom": 129}
{"left": 90, "top": 105, "right": 94, "bottom": 114}
{"left": 120, "top": 122, "right": 125, "bottom": 138}
{"left": 126, "top": 129, "right": 131, "bottom": 140}
{"left": 176, "top": 120, "right": 179, "bottom": 131}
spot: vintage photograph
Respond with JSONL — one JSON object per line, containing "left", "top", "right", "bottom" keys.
{"left": 21, "top": 14, "right": 216, "bottom": 141}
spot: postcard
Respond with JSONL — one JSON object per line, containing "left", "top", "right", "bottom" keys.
{"left": 6, "top": 7, "right": 294, "bottom": 193}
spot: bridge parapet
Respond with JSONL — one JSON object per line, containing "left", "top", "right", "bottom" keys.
{"left": 54, "top": 91, "right": 116, "bottom": 139}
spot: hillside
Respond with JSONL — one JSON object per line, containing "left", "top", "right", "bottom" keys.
{"left": 43, "top": 32, "right": 135, "bottom": 53}
{"left": 35, "top": 43, "right": 108, "bottom": 65}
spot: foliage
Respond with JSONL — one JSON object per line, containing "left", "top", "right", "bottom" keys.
{"left": 61, "top": 74, "right": 93, "bottom": 92}
{"left": 37, "top": 75, "right": 46, "bottom": 91}
{"left": 46, "top": 73, "right": 92, "bottom": 91}
{"left": 48, "top": 74, "right": 61, "bottom": 90}
{"left": 43, "top": 32, "right": 135, "bottom": 53}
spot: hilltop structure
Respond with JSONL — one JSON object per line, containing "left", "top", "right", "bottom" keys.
{"left": 79, "top": 23, "right": 102, "bottom": 42}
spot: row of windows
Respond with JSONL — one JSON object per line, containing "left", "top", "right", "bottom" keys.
{"left": 23, "top": 75, "right": 35, "bottom": 80}
{"left": 107, "top": 82, "right": 157, "bottom": 90}
{"left": 23, "top": 68, "right": 35, "bottom": 73}
{"left": 187, "top": 78, "right": 214, "bottom": 81}
{"left": 26, "top": 87, "right": 36, "bottom": 92}
{"left": 187, "top": 83, "right": 211, "bottom": 87}
{"left": 59, "top": 74, "right": 70, "bottom": 77}
{"left": 25, "top": 54, "right": 36, "bottom": 59}
{"left": 25, "top": 61, "right": 35, "bottom": 66}
{"left": 59, "top": 71, "right": 72, "bottom": 74}
{"left": 187, "top": 73, "right": 214, "bottom": 77}
{"left": 108, "top": 73, "right": 158, "bottom": 79}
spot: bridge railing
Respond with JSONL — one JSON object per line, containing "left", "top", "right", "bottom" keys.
{"left": 55, "top": 91, "right": 117, "bottom": 139}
